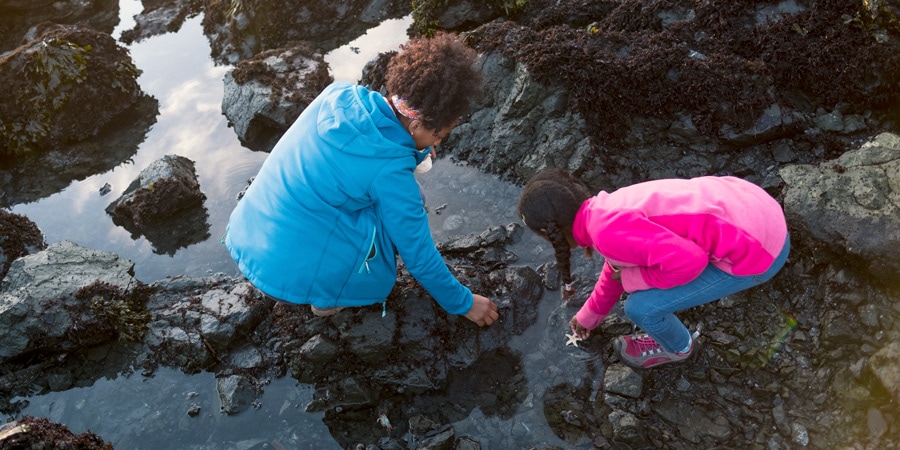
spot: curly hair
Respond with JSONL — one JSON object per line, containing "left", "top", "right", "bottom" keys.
{"left": 385, "top": 32, "right": 483, "bottom": 131}
{"left": 518, "top": 168, "right": 594, "bottom": 286}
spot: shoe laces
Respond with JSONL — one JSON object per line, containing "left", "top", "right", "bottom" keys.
{"left": 632, "top": 334, "right": 663, "bottom": 354}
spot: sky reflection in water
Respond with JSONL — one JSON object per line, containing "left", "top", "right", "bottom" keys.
{"left": 5, "top": 3, "right": 578, "bottom": 449}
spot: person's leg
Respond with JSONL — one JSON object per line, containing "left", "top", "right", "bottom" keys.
{"left": 623, "top": 235, "right": 791, "bottom": 353}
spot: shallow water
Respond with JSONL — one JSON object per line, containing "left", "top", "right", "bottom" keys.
{"left": 5, "top": 2, "right": 602, "bottom": 449}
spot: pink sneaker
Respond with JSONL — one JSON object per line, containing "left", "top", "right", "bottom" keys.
{"left": 614, "top": 334, "right": 692, "bottom": 369}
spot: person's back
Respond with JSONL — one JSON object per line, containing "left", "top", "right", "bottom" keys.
{"left": 224, "top": 32, "right": 499, "bottom": 326}
{"left": 225, "top": 82, "right": 421, "bottom": 307}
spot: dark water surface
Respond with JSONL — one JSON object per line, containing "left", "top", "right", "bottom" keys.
{"left": 5, "top": 2, "right": 593, "bottom": 448}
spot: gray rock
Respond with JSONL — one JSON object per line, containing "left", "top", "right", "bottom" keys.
{"left": 436, "top": 0, "right": 501, "bottom": 30}
{"left": 105, "top": 154, "right": 210, "bottom": 255}
{"left": 222, "top": 44, "right": 332, "bottom": 152}
{"left": 416, "top": 424, "right": 455, "bottom": 450}
{"left": 338, "top": 309, "right": 398, "bottom": 364}
{"left": 442, "top": 52, "right": 592, "bottom": 183}
{"left": 652, "top": 398, "right": 733, "bottom": 444}
{"left": 216, "top": 374, "right": 257, "bottom": 415}
{"left": 867, "top": 341, "right": 900, "bottom": 405}
{"left": 603, "top": 364, "right": 643, "bottom": 398}
{"left": 780, "top": 132, "right": 900, "bottom": 281}
{"left": 0, "top": 241, "right": 137, "bottom": 365}
{"left": 297, "top": 334, "right": 340, "bottom": 366}
{"left": 608, "top": 409, "right": 644, "bottom": 446}
{"left": 106, "top": 154, "right": 205, "bottom": 224}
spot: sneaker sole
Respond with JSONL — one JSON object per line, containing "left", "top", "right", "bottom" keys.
{"left": 310, "top": 306, "right": 346, "bottom": 317}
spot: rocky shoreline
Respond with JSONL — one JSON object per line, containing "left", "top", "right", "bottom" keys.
{"left": 2, "top": 0, "right": 900, "bottom": 449}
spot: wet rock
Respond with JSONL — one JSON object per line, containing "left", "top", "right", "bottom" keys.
{"left": 216, "top": 374, "right": 257, "bottom": 415}
{"left": 408, "top": 414, "right": 439, "bottom": 437}
{"left": 337, "top": 309, "right": 398, "bottom": 364}
{"left": 607, "top": 409, "right": 643, "bottom": 447}
{"left": 144, "top": 276, "right": 271, "bottom": 372}
{"left": 106, "top": 154, "right": 204, "bottom": 225}
{"left": 434, "top": 0, "right": 502, "bottom": 31}
{"left": 106, "top": 154, "right": 210, "bottom": 255}
{"left": 454, "top": 436, "right": 481, "bottom": 449}
{"left": 719, "top": 103, "right": 806, "bottom": 147}
{"left": 0, "top": 209, "right": 46, "bottom": 281}
{"left": 652, "top": 398, "right": 733, "bottom": 445}
{"left": 603, "top": 364, "right": 643, "bottom": 398}
{"left": 780, "top": 132, "right": 900, "bottom": 282}
{"left": 222, "top": 43, "right": 332, "bottom": 152}
{"left": 0, "top": 241, "right": 139, "bottom": 367}
{"left": 437, "top": 223, "right": 524, "bottom": 268}
{"left": 197, "top": 282, "right": 268, "bottom": 351}
{"left": 0, "top": 25, "right": 143, "bottom": 155}
{"left": 416, "top": 424, "right": 455, "bottom": 450}
{"left": 325, "top": 377, "right": 377, "bottom": 413}
{"left": 442, "top": 51, "right": 592, "bottom": 183}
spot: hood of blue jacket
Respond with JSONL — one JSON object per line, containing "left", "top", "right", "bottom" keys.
{"left": 317, "top": 82, "right": 429, "bottom": 163}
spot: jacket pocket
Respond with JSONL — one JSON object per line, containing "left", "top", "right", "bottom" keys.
{"left": 358, "top": 224, "right": 378, "bottom": 274}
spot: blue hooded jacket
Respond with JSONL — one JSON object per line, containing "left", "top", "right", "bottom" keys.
{"left": 225, "top": 82, "right": 474, "bottom": 315}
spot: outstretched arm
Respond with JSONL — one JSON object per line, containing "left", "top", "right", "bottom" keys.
{"left": 464, "top": 294, "right": 499, "bottom": 326}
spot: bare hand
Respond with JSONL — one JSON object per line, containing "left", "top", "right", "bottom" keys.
{"left": 569, "top": 316, "right": 591, "bottom": 339}
{"left": 464, "top": 294, "right": 499, "bottom": 326}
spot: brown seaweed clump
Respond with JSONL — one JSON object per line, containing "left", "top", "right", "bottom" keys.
{"left": 0, "top": 209, "right": 46, "bottom": 281}
{"left": 469, "top": 0, "right": 900, "bottom": 147}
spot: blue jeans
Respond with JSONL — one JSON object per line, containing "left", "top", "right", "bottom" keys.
{"left": 622, "top": 235, "right": 791, "bottom": 353}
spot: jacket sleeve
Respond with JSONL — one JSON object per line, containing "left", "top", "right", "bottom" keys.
{"left": 575, "top": 261, "right": 624, "bottom": 329}
{"left": 371, "top": 164, "right": 474, "bottom": 315}
{"left": 601, "top": 212, "right": 708, "bottom": 292}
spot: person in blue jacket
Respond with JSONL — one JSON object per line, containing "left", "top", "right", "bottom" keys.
{"left": 224, "top": 32, "right": 499, "bottom": 326}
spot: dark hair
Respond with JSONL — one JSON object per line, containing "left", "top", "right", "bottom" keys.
{"left": 517, "top": 168, "right": 593, "bottom": 285}
{"left": 385, "top": 32, "right": 483, "bottom": 131}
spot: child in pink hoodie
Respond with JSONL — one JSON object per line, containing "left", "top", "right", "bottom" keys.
{"left": 518, "top": 168, "right": 790, "bottom": 369}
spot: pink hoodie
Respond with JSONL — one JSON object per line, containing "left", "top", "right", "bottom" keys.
{"left": 572, "top": 176, "right": 787, "bottom": 329}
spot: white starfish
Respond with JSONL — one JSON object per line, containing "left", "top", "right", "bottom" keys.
{"left": 565, "top": 333, "right": 582, "bottom": 347}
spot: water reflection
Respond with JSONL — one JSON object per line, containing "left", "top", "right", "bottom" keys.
{"left": 14, "top": 367, "right": 340, "bottom": 450}
{"left": 3, "top": 5, "right": 603, "bottom": 449}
